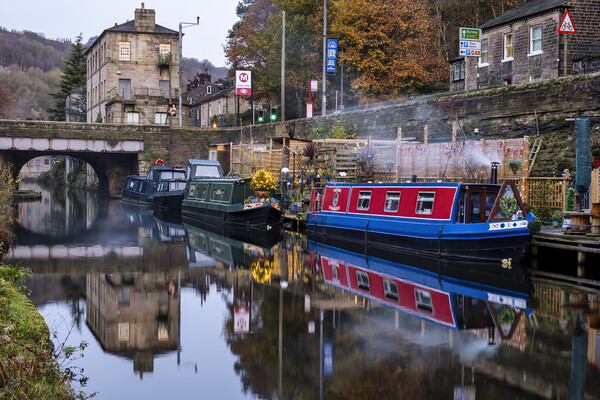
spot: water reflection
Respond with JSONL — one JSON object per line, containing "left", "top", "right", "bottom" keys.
{"left": 5, "top": 186, "right": 600, "bottom": 399}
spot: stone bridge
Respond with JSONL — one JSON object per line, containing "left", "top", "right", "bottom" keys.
{"left": 0, "top": 120, "right": 262, "bottom": 196}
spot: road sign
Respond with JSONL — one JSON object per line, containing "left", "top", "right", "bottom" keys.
{"left": 234, "top": 306, "right": 250, "bottom": 333}
{"left": 326, "top": 38, "right": 338, "bottom": 74}
{"left": 460, "top": 49, "right": 481, "bottom": 57}
{"left": 306, "top": 103, "right": 313, "bottom": 118}
{"left": 558, "top": 10, "right": 576, "bottom": 34}
{"left": 459, "top": 27, "right": 481, "bottom": 41}
{"left": 310, "top": 80, "right": 318, "bottom": 92}
{"left": 236, "top": 70, "right": 252, "bottom": 95}
{"left": 460, "top": 40, "right": 481, "bottom": 50}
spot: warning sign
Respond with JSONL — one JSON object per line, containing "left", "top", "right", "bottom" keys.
{"left": 558, "top": 10, "right": 576, "bottom": 34}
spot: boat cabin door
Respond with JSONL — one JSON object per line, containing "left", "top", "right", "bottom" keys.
{"left": 466, "top": 188, "right": 498, "bottom": 223}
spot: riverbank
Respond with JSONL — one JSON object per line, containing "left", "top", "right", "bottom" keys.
{"left": 0, "top": 264, "right": 82, "bottom": 399}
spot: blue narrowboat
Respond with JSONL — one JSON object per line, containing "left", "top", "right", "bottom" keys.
{"left": 308, "top": 175, "right": 534, "bottom": 262}
{"left": 309, "top": 240, "right": 533, "bottom": 339}
{"left": 121, "top": 165, "right": 187, "bottom": 210}
{"left": 181, "top": 160, "right": 284, "bottom": 231}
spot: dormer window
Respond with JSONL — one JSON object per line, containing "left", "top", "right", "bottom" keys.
{"left": 207, "top": 86, "right": 212, "bottom": 95}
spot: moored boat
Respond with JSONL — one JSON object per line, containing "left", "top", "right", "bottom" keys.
{"left": 121, "top": 164, "right": 186, "bottom": 209}
{"left": 181, "top": 159, "right": 284, "bottom": 231}
{"left": 308, "top": 168, "right": 534, "bottom": 262}
{"left": 309, "top": 240, "right": 534, "bottom": 337}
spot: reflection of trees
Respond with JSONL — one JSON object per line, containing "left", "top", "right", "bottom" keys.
{"left": 59, "top": 275, "right": 86, "bottom": 330}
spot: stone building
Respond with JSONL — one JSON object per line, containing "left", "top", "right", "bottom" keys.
{"left": 85, "top": 3, "right": 183, "bottom": 125}
{"left": 450, "top": 0, "right": 600, "bottom": 91}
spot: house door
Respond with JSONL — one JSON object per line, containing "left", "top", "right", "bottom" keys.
{"left": 119, "top": 79, "right": 131, "bottom": 99}
{"left": 467, "top": 189, "right": 498, "bottom": 223}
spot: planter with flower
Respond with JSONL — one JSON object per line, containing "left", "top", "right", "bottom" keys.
{"left": 508, "top": 159, "right": 521, "bottom": 174}
{"left": 250, "top": 169, "right": 277, "bottom": 200}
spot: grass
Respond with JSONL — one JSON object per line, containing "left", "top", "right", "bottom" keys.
{"left": 0, "top": 264, "right": 92, "bottom": 399}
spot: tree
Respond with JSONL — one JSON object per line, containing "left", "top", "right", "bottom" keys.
{"left": 332, "top": 0, "right": 447, "bottom": 102}
{"left": 0, "top": 77, "right": 15, "bottom": 118}
{"left": 48, "top": 34, "right": 87, "bottom": 121}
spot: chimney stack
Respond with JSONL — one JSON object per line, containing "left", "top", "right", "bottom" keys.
{"left": 134, "top": 3, "right": 155, "bottom": 32}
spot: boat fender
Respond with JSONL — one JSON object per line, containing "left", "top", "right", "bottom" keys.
{"left": 155, "top": 158, "right": 164, "bottom": 166}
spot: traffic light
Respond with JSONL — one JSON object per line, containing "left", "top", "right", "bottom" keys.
{"left": 270, "top": 107, "right": 277, "bottom": 121}
{"left": 258, "top": 110, "right": 264, "bottom": 123}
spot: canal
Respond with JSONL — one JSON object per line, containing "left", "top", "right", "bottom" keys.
{"left": 6, "top": 184, "right": 600, "bottom": 399}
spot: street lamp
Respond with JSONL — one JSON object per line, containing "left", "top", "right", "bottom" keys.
{"left": 178, "top": 17, "right": 200, "bottom": 127}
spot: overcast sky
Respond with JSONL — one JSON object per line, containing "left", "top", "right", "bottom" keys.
{"left": 3, "top": 0, "right": 239, "bottom": 67}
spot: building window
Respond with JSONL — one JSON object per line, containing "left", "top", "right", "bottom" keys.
{"left": 453, "top": 62, "right": 465, "bottom": 81}
{"left": 356, "top": 271, "right": 370, "bottom": 292}
{"left": 207, "top": 86, "right": 212, "bottom": 95}
{"left": 479, "top": 39, "right": 488, "bottom": 65}
{"left": 155, "top": 112, "right": 167, "bottom": 124}
{"left": 530, "top": 25, "right": 542, "bottom": 55}
{"left": 415, "top": 192, "right": 435, "bottom": 215}
{"left": 159, "top": 43, "right": 170, "bottom": 56}
{"left": 503, "top": 33, "right": 513, "bottom": 60}
{"left": 357, "top": 191, "right": 371, "bottom": 210}
{"left": 384, "top": 192, "right": 401, "bottom": 213}
{"left": 119, "top": 41, "right": 131, "bottom": 62}
{"left": 126, "top": 112, "right": 139, "bottom": 124}
{"left": 209, "top": 150, "right": 217, "bottom": 160}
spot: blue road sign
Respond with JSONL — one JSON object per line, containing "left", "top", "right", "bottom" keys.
{"left": 326, "top": 38, "right": 338, "bottom": 74}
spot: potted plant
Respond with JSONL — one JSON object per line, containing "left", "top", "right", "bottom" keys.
{"left": 508, "top": 159, "right": 521, "bottom": 173}
{"left": 251, "top": 169, "right": 277, "bottom": 199}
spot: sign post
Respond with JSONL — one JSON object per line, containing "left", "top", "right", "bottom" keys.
{"left": 558, "top": 10, "right": 577, "bottom": 77}
{"left": 326, "top": 38, "right": 339, "bottom": 74}
{"left": 235, "top": 70, "right": 252, "bottom": 95}
{"left": 459, "top": 28, "right": 482, "bottom": 90}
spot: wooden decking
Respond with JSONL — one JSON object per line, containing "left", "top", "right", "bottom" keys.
{"left": 532, "top": 227, "right": 600, "bottom": 254}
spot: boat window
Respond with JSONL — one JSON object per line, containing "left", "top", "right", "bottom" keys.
{"left": 415, "top": 192, "right": 435, "bottom": 215}
{"left": 356, "top": 271, "right": 370, "bottom": 292}
{"left": 383, "top": 280, "right": 399, "bottom": 302}
{"left": 170, "top": 182, "right": 186, "bottom": 191}
{"left": 332, "top": 265, "right": 338, "bottom": 280}
{"left": 128, "top": 179, "right": 135, "bottom": 189}
{"left": 132, "top": 181, "right": 139, "bottom": 191}
{"left": 470, "top": 193, "right": 482, "bottom": 223}
{"left": 357, "top": 191, "right": 371, "bottom": 210}
{"left": 485, "top": 193, "right": 496, "bottom": 220}
{"left": 384, "top": 192, "right": 401, "bottom": 213}
{"left": 201, "top": 186, "right": 207, "bottom": 199}
{"left": 188, "top": 184, "right": 196, "bottom": 198}
{"left": 415, "top": 289, "right": 433, "bottom": 313}
{"left": 147, "top": 171, "right": 154, "bottom": 181}
{"left": 160, "top": 171, "right": 185, "bottom": 180}
{"left": 139, "top": 182, "right": 147, "bottom": 192}
{"left": 456, "top": 190, "right": 466, "bottom": 223}
{"left": 194, "top": 166, "right": 221, "bottom": 177}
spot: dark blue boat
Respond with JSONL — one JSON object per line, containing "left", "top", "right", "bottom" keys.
{"left": 121, "top": 165, "right": 186, "bottom": 210}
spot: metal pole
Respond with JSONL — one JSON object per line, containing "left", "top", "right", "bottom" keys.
{"left": 281, "top": 11, "right": 286, "bottom": 122}
{"left": 178, "top": 18, "right": 200, "bottom": 127}
{"left": 322, "top": 0, "right": 327, "bottom": 116}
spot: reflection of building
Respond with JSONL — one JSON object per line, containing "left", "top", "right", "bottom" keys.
{"left": 86, "top": 272, "right": 179, "bottom": 375}
{"left": 19, "top": 156, "right": 54, "bottom": 180}
{"left": 86, "top": 4, "right": 182, "bottom": 125}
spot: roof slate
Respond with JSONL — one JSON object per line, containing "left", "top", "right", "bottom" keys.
{"left": 109, "top": 20, "right": 178, "bottom": 35}
{"left": 479, "top": 0, "right": 569, "bottom": 30}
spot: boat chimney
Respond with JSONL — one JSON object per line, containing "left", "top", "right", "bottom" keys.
{"left": 490, "top": 162, "right": 499, "bottom": 184}
{"left": 411, "top": 174, "right": 417, "bottom": 183}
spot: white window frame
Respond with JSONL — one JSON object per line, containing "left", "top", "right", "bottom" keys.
{"left": 415, "top": 192, "right": 435, "bottom": 215}
{"left": 357, "top": 191, "right": 372, "bottom": 210}
{"left": 503, "top": 33, "right": 513, "bottom": 61}
{"left": 383, "top": 280, "right": 399, "bottom": 302}
{"left": 209, "top": 150, "right": 217, "bottom": 160}
{"left": 155, "top": 112, "right": 167, "bottom": 125}
{"left": 384, "top": 192, "right": 401, "bottom": 213}
{"left": 119, "top": 41, "right": 131, "bottom": 62}
{"left": 159, "top": 43, "right": 171, "bottom": 56}
{"left": 126, "top": 112, "right": 139, "bottom": 124}
{"left": 356, "top": 271, "right": 370, "bottom": 292}
{"left": 529, "top": 25, "right": 543, "bottom": 56}
{"left": 479, "top": 39, "right": 489, "bottom": 66}
{"left": 207, "top": 86, "right": 212, "bottom": 95}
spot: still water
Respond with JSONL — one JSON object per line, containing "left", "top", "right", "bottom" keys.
{"left": 7, "top": 184, "right": 600, "bottom": 399}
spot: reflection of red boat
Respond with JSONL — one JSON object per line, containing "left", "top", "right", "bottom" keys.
{"left": 309, "top": 240, "right": 534, "bottom": 339}
{"left": 308, "top": 168, "right": 534, "bottom": 262}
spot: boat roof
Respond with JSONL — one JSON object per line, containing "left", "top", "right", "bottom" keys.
{"left": 187, "top": 159, "right": 222, "bottom": 167}
{"left": 324, "top": 181, "right": 500, "bottom": 189}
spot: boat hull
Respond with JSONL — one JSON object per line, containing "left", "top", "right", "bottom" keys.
{"left": 122, "top": 191, "right": 183, "bottom": 210}
{"left": 181, "top": 202, "right": 284, "bottom": 231}
{"left": 308, "top": 215, "right": 531, "bottom": 262}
